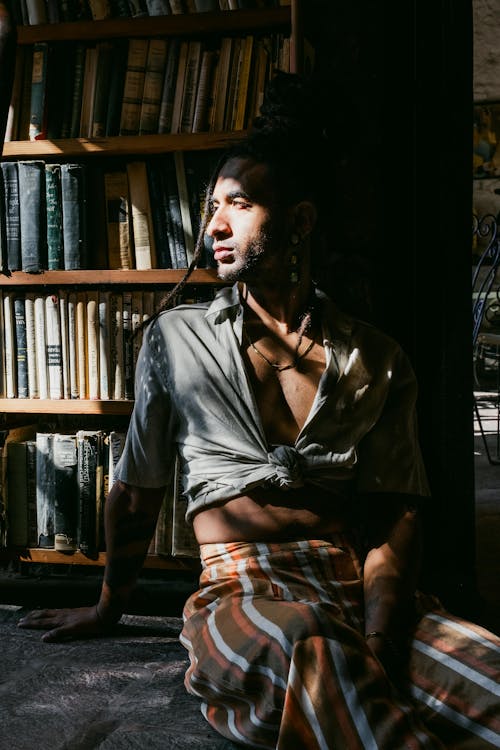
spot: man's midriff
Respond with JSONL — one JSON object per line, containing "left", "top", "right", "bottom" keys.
{"left": 192, "top": 485, "right": 350, "bottom": 544}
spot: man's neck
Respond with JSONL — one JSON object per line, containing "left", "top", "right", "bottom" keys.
{"left": 241, "top": 280, "right": 314, "bottom": 335}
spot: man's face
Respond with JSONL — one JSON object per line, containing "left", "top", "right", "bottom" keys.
{"left": 206, "top": 157, "right": 287, "bottom": 285}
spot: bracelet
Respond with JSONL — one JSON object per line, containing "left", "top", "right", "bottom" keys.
{"left": 365, "top": 631, "right": 400, "bottom": 656}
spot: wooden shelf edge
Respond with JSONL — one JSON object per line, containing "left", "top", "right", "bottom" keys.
{"left": 15, "top": 7, "right": 290, "bottom": 44}
{"left": 17, "top": 549, "right": 200, "bottom": 569}
{"left": 0, "top": 268, "right": 220, "bottom": 285}
{"left": 0, "top": 399, "right": 134, "bottom": 414}
{"left": 2, "top": 131, "right": 246, "bottom": 159}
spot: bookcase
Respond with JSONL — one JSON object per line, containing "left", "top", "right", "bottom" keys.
{"left": 0, "top": 0, "right": 313, "bottom": 573}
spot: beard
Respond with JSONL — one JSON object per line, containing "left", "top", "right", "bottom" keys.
{"left": 215, "top": 225, "right": 282, "bottom": 285}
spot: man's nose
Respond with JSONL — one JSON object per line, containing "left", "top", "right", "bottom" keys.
{"left": 206, "top": 206, "right": 230, "bottom": 237}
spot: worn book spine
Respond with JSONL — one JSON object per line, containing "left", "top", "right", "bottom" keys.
{"left": 58, "top": 290, "right": 70, "bottom": 399}
{"left": 139, "top": 38, "right": 168, "bottom": 135}
{"left": 122, "top": 290, "right": 133, "bottom": 400}
{"left": 69, "top": 43, "right": 86, "bottom": 138}
{"left": 103, "top": 170, "right": 132, "bottom": 269}
{"left": 45, "top": 293, "right": 63, "bottom": 399}
{"left": 76, "top": 291, "right": 87, "bottom": 399}
{"left": 232, "top": 34, "right": 253, "bottom": 130}
{"left": 18, "top": 160, "right": 46, "bottom": 273}
{"left": 13, "top": 296, "right": 28, "bottom": 398}
{"left": 0, "top": 162, "right": 21, "bottom": 271}
{"left": 223, "top": 37, "right": 241, "bottom": 131}
{"left": 170, "top": 40, "right": 189, "bottom": 134}
{"left": 119, "top": 39, "right": 149, "bottom": 136}
{"left": 7, "top": 442, "right": 29, "bottom": 547}
{"left": 179, "top": 40, "right": 202, "bottom": 133}
{"left": 105, "top": 40, "right": 128, "bottom": 136}
{"left": 53, "top": 432, "right": 78, "bottom": 551}
{"left": 35, "top": 432, "right": 55, "bottom": 547}
{"left": 126, "top": 160, "right": 156, "bottom": 269}
{"left": 67, "top": 291, "right": 79, "bottom": 398}
{"left": 5, "top": 47, "right": 25, "bottom": 142}
{"left": 192, "top": 48, "right": 216, "bottom": 133}
{"left": 3, "top": 292, "right": 16, "bottom": 398}
{"left": 164, "top": 153, "right": 187, "bottom": 267}
{"left": 107, "top": 430, "right": 126, "bottom": 489}
{"left": 211, "top": 37, "right": 233, "bottom": 132}
{"left": 146, "top": 161, "right": 172, "bottom": 268}
{"left": 0, "top": 292, "right": 4, "bottom": 398}
{"left": 26, "top": 439, "right": 38, "bottom": 546}
{"left": 76, "top": 430, "right": 99, "bottom": 554}
{"left": 29, "top": 41, "right": 48, "bottom": 140}
{"left": 61, "top": 163, "right": 87, "bottom": 270}
{"left": 79, "top": 45, "right": 98, "bottom": 138}
{"left": 17, "top": 45, "right": 34, "bottom": 141}
{"left": 86, "top": 291, "right": 100, "bottom": 399}
{"left": 34, "top": 294, "right": 48, "bottom": 399}
{"left": 45, "top": 164, "right": 63, "bottom": 270}
{"left": 98, "top": 291, "right": 110, "bottom": 400}
{"left": 91, "top": 41, "right": 113, "bottom": 137}
{"left": 158, "top": 38, "right": 180, "bottom": 134}
{"left": 145, "top": 0, "right": 171, "bottom": 14}
{"left": 131, "top": 290, "right": 143, "bottom": 371}
{"left": 173, "top": 151, "right": 195, "bottom": 264}
{"left": 110, "top": 292, "right": 124, "bottom": 400}
{"left": 24, "top": 293, "right": 39, "bottom": 398}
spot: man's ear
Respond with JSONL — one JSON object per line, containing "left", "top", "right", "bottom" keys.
{"left": 292, "top": 201, "right": 317, "bottom": 237}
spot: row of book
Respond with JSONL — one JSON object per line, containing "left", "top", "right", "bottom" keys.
{"left": 0, "top": 287, "right": 215, "bottom": 401}
{"left": 7, "top": 31, "right": 289, "bottom": 142}
{"left": 13, "top": 0, "right": 289, "bottom": 27}
{"left": 1, "top": 425, "right": 198, "bottom": 558}
{"left": 0, "top": 151, "right": 219, "bottom": 273}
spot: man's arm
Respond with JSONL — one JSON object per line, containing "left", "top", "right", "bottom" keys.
{"left": 18, "top": 480, "right": 165, "bottom": 642}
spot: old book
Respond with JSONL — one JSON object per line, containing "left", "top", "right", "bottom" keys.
{"left": 173, "top": 151, "right": 195, "bottom": 264}
{"left": 58, "top": 290, "right": 70, "bottom": 399}
{"left": 34, "top": 294, "right": 48, "bottom": 399}
{"left": 76, "top": 430, "right": 101, "bottom": 554}
{"left": 98, "top": 291, "right": 111, "bottom": 400}
{"left": 145, "top": 0, "right": 170, "bottom": 13}
{"left": 45, "top": 293, "right": 63, "bottom": 399}
{"left": 142, "top": 290, "right": 154, "bottom": 322}
{"left": 91, "top": 42, "right": 114, "bottom": 137}
{"left": 0, "top": 162, "right": 21, "bottom": 272}
{"left": 146, "top": 160, "right": 172, "bottom": 269}
{"left": 110, "top": 292, "right": 124, "bottom": 400}
{"left": 24, "top": 293, "right": 38, "bottom": 398}
{"left": 86, "top": 291, "right": 99, "bottom": 400}
{"left": 139, "top": 38, "right": 168, "bottom": 135}
{"left": 223, "top": 37, "right": 242, "bottom": 131}
{"left": 163, "top": 154, "right": 187, "bottom": 267}
{"left": 53, "top": 432, "right": 79, "bottom": 551}
{"left": 67, "top": 291, "right": 79, "bottom": 399}
{"left": 210, "top": 36, "right": 232, "bottom": 132}
{"left": 69, "top": 43, "right": 86, "bottom": 138}
{"left": 29, "top": 42, "right": 49, "bottom": 140}
{"left": 107, "top": 430, "right": 126, "bottom": 490}
{"left": 1, "top": 425, "right": 37, "bottom": 548}
{"left": 3, "top": 292, "right": 16, "bottom": 399}
{"left": 122, "top": 290, "right": 133, "bottom": 399}
{"left": 232, "top": 34, "right": 254, "bottom": 130}
{"left": 169, "top": 40, "right": 189, "bottom": 133}
{"left": 5, "top": 47, "right": 26, "bottom": 142}
{"left": 7, "top": 441, "right": 30, "bottom": 547}
{"left": 131, "top": 290, "right": 143, "bottom": 370}
{"left": 158, "top": 38, "right": 180, "bottom": 133}
{"left": 119, "top": 38, "right": 149, "bottom": 136}
{"left": 127, "top": 0, "right": 147, "bottom": 16}
{"left": 87, "top": 0, "right": 111, "bottom": 18}
{"left": 26, "top": 439, "right": 38, "bottom": 546}
{"left": 127, "top": 160, "right": 157, "bottom": 269}
{"left": 45, "top": 163, "right": 63, "bottom": 270}
{"left": 103, "top": 170, "right": 133, "bottom": 269}
{"left": 13, "top": 296, "right": 28, "bottom": 398}
{"left": 179, "top": 40, "right": 202, "bottom": 133}
{"left": 35, "top": 431, "right": 55, "bottom": 547}
{"left": 192, "top": 48, "right": 216, "bottom": 133}
{"left": 17, "top": 44, "right": 34, "bottom": 141}
{"left": 61, "top": 163, "right": 87, "bottom": 270}
{"left": 105, "top": 40, "right": 128, "bottom": 136}
{"left": 18, "top": 160, "right": 46, "bottom": 273}
{"left": 76, "top": 291, "right": 87, "bottom": 399}
{"left": 79, "top": 45, "right": 99, "bottom": 137}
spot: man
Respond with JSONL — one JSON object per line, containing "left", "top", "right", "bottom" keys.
{"left": 20, "top": 76, "right": 500, "bottom": 749}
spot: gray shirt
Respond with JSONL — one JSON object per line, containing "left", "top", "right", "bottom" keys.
{"left": 114, "top": 284, "right": 430, "bottom": 521}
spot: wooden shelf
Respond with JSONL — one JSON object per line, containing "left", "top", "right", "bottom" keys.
{"left": 18, "top": 548, "right": 199, "bottom": 570}
{"left": 1, "top": 131, "right": 245, "bottom": 159}
{"left": 15, "top": 7, "right": 290, "bottom": 45}
{"left": 0, "top": 268, "right": 219, "bottom": 286}
{"left": 0, "top": 399, "right": 133, "bottom": 414}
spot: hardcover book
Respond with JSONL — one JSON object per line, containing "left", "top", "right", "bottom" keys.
{"left": 77, "top": 430, "right": 103, "bottom": 554}
{"left": 7, "top": 442, "right": 30, "bottom": 547}
{"left": 25, "top": 293, "right": 39, "bottom": 398}
{"left": 53, "top": 432, "right": 79, "bottom": 551}
{"left": 110, "top": 292, "right": 125, "bottom": 400}
{"left": 61, "top": 163, "right": 87, "bottom": 270}
{"left": 3, "top": 292, "right": 16, "bottom": 399}
{"left": 18, "top": 160, "right": 46, "bottom": 273}
{"left": 13, "top": 296, "right": 28, "bottom": 398}
{"left": 126, "top": 160, "right": 157, "bottom": 269}
{"left": 158, "top": 38, "right": 180, "bottom": 133}
{"left": 45, "top": 293, "right": 63, "bottom": 399}
{"left": 103, "top": 170, "right": 133, "bottom": 269}
{"left": 34, "top": 294, "right": 48, "bottom": 399}
{"left": 139, "top": 38, "right": 168, "bottom": 135}
{"left": 45, "top": 164, "right": 63, "bottom": 270}
{"left": 0, "top": 162, "right": 21, "bottom": 272}
{"left": 29, "top": 42, "right": 49, "bottom": 140}
{"left": 98, "top": 290, "right": 111, "bottom": 400}
{"left": 119, "top": 39, "right": 149, "bottom": 136}
{"left": 35, "top": 431, "right": 55, "bottom": 547}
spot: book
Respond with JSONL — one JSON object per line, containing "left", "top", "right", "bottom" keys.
{"left": 77, "top": 430, "right": 103, "bottom": 554}
{"left": 25, "top": 293, "right": 39, "bottom": 399}
{"left": 119, "top": 38, "right": 149, "bottom": 136}
{"left": 107, "top": 430, "right": 126, "bottom": 489}
{"left": 45, "top": 293, "right": 63, "bottom": 399}
{"left": 98, "top": 290, "right": 111, "bottom": 400}
{"left": 105, "top": 40, "right": 128, "bottom": 137}
{"left": 110, "top": 292, "right": 124, "bottom": 400}
{"left": 45, "top": 164, "right": 63, "bottom": 270}
{"left": 131, "top": 290, "right": 143, "bottom": 370}
{"left": 103, "top": 170, "right": 133, "bottom": 269}
{"left": 17, "top": 45, "right": 34, "bottom": 141}
{"left": 169, "top": 40, "right": 189, "bottom": 134}
{"left": 5, "top": 47, "right": 26, "bottom": 142}
{"left": 35, "top": 431, "right": 55, "bottom": 547}
{"left": 87, "top": 0, "right": 111, "bottom": 18}
{"left": 122, "top": 290, "right": 134, "bottom": 399}
{"left": 1, "top": 425, "right": 37, "bottom": 548}
{"left": 76, "top": 291, "right": 87, "bottom": 399}
{"left": 34, "top": 293, "right": 48, "bottom": 399}
{"left": 3, "top": 292, "right": 16, "bottom": 399}
{"left": 192, "top": 48, "right": 216, "bottom": 133}
{"left": 145, "top": 0, "right": 171, "bottom": 13}
{"left": 194, "top": 0, "right": 218, "bottom": 9}
{"left": 146, "top": 160, "right": 173, "bottom": 268}
{"left": 69, "top": 43, "right": 87, "bottom": 138}
{"left": 162, "top": 154, "right": 187, "bottom": 268}
{"left": 86, "top": 291, "right": 100, "bottom": 399}
{"left": 91, "top": 42, "right": 114, "bottom": 137}
{"left": 232, "top": 34, "right": 254, "bottom": 130}
{"left": 174, "top": 151, "right": 195, "bottom": 264}
{"left": 210, "top": 37, "right": 233, "bottom": 132}
{"left": 7, "top": 441, "right": 30, "bottom": 547}
{"left": 223, "top": 37, "right": 242, "bottom": 131}
{"left": 127, "top": 0, "right": 148, "bottom": 16}
{"left": 158, "top": 38, "right": 180, "bottom": 133}
{"left": 13, "top": 295, "right": 28, "bottom": 398}
{"left": 29, "top": 42, "right": 49, "bottom": 140}
{"left": 0, "top": 162, "right": 21, "bottom": 271}
{"left": 179, "top": 40, "right": 203, "bottom": 133}
{"left": 53, "top": 432, "right": 79, "bottom": 551}
{"left": 127, "top": 160, "right": 157, "bottom": 269}
{"left": 61, "top": 163, "right": 87, "bottom": 270}
{"left": 79, "top": 44, "right": 99, "bottom": 138}
{"left": 138, "top": 38, "right": 168, "bottom": 135}
{"left": 18, "top": 160, "right": 46, "bottom": 273}
{"left": 26, "top": 439, "right": 38, "bottom": 546}
{"left": 58, "top": 290, "right": 70, "bottom": 399}
{"left": 45, "top": 44, "right": 70, "bottom": 139}
{"left": 67, "top": 291, "right": 79, "bottom": 399}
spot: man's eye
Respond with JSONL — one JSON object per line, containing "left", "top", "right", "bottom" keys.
{"left": 233, "top": 200, "right": 251, "bottom": 209}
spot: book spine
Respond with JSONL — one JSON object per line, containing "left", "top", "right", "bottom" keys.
{"left": 126, "top": 160, "right": 156, "bottom": 269}
{"left": 34, "top": 294, "right": 48, "bottom": 399}
{"left": 3, "top": 292, "right": 16, "bottom": 398}
{"left": 119, "top": 39, "right": 149, "bottom": 136}
{"left": 104, "top": 170, "right": 132, "bottom": 269}
{"left": 77, "top": 430, "right": 98, "bottom": 554}
{"left": 7, "top": 442, "right": 29, "bottom": 547}
{"left": 24, "top": 293, "right": 39, "bottom": 398}
{"left": 169, "top": 40, "right": 189, "bottom": 134}
{"left": 146, "top": 161, "right": 172, "bottom": 268}
{"left": 35, "top": 432, "right": 55, "bottom": 548}
{"left": 26, "top": 440, "right": 38, "bottom": 547}
{"left": 29, "top": 42, "right": 49, "bottom": 140}
{"left": 122, "top": 290, "right": 133, "bottom": 399}
{"left": 45, "top": 163, "right": 63, "bottom": 270}
{"left": 91, "top": 41, "right": 113, "bottom": 137}
{"left": 18, "top": 160, "right": 46, "bottom": 273}
{"left": 139, "top": 38, "right": 167, "bottom": 135}
{"left": 173, "top": 151, "right": 195, "bottom": 264}
{"left": 61, "top": 163, "right": 87, "bottom": 270}
{"left": 67, "top": 291, "right": 79, "bottom": 398}
{"left": 233, "top": 34, "right": 254, "bottom": 130}
{"left": 98, "top": 291, "right": 111, "bottom": 400}
{"left": 105, "top": 40, "right": 128, "bottom": 137}
{"left": 164, "top": 153, "right": 187, "bottom": 267}
{"left": 45, "top": 293, "right": 63, "bottom": 399}
{"left": 17, "top": 45, "right": 34, "bottom": 141}
{"left": 110, "top": 292, "right": 124, "bottom": 400}
{"left": 131, "top": 290, "right": 143, "bottom": 371}
{"left": 179, "top": 40, "right": 202, "bottom": 133}
{"left": 87, "top": 0, "right": 111, "bottom": 19}
{"left": 58, "top": 290, "right": 70, "bottom": 399}
{"left": 145, "top": 0, "right": 171, "bottom": 14}
{"left": 86, "top": 291, "right": 100, "bottom": 399}
{"left": 76, "top": 292, "right": 87, "bottom": 399}
{"left": 107, "top": 430, "right": 126, "bottom": 488}
{"left": 0, "top": 163, "right": 21, "bottom": 272}
{"left": 192, "top": 48, "right": 216, "bottom": 133}
{"left": 53, "top": 433, "right": 78, "bottom": 551}
{"left": 5, "top": 47, "right": 25, "bottom": 142}
{"left": 69, "top": 43, "right": 86, "bottom": 138}
{"left": 158, "top": 38, "right": 180, "bottom": 134}
{"left": 13, "top": 296, "right": 28, "bottom": 398}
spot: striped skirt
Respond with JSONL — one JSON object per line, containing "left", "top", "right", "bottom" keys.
{"left": 180, "top": 537, "right": 500, "bottom": 749}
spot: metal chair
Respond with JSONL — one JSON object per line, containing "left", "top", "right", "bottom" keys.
{"left": 473, "top": 212, "right": 500, "bottom": 464}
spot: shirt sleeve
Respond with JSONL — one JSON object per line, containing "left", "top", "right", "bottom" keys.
{"left": 355, "top": 346, "right": 430, "bottom": 498}
{"left": 113, "top": 324, "right": 178, "bottom": 488}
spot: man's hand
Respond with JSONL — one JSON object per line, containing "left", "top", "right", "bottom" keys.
{"left": 18, "top": 605, "right": 113, "bottom": 643}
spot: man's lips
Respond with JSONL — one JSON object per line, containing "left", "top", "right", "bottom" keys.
{"left": 213, "top": 247, "right": 234, "bottom": 262}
